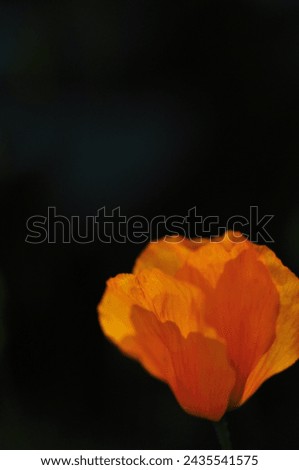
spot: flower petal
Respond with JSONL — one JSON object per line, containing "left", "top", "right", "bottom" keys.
{"left": 98, "top": 268, "right": 207, "bottom": 341}
{"left": 176, "top": 232, "right": 249, "bottom": 289}
{"left": 133, "top": 236, "right": 198, "bottom": 276}
{"left": 240, "top": 246, "right": 299, "bottom": 404}
{"left": 204, "top": 247, "right": 280, "bottom": 406}
{"left": 98, "top": 273, "right": 137, "bottom": 343}
{"left": 122, "top": 308, "right": 236, "bottom": 421}
{"left": 133, "top": 232, "right": 248, "bottom": 283}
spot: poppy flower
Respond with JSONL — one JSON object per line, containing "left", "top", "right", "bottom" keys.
{"left": 98, "top": 232, "right": 299, "bottom": 421}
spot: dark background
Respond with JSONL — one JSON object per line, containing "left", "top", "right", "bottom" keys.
{"left": 0, "top": 0, "right": 298, "bottom": 449}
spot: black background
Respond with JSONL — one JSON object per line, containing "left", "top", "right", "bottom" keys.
{"left": 0, "top": 0, "right": 298, "bottom": 449}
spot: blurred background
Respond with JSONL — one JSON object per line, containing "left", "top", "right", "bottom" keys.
{"left": 0, "top": 0, "right": 299, "bottom": 449}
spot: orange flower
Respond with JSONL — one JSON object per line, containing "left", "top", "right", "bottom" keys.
{"left": 98, "top": 232, "right": 299, "bottom": 421}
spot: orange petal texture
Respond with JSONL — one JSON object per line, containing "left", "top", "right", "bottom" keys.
{"left": 98, "top": 231, "right": 299, "bottom": 421}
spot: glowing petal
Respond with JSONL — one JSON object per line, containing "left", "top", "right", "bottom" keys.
{"left": 133, "top": 236, "right": 198, "bottom": 276}
{"left": 99, "top": 268, "right": 207, "bottom": 341}
{"left": 122, "top": 308, "right": 236, "bottom": 421}
{"left": 204, "top": 247, "right": 279, "bottom": 406}
{"left": 240, "top": 246, "right": 299, "bottom": 404}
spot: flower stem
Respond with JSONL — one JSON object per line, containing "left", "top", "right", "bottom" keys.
{"left": 213, "top": 416, "right": 232, "bottom": 449}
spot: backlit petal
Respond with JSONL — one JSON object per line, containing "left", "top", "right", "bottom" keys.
{"left": 122, "top": 308, "right": 236, "bottom": 421}
{"left": 240, "top": 246, "right": 299, "bottom": 404}
{"left": 204, "top": 247, "right": 279, "bottom": 406}
{"left": 99, "top": 267, "right": 207, "bottom": 341}
{"left": 176, "top": 232, "right": 249, "bottom": 289}
{"left": 133, "top": 236, "right": 199, "bottom": 276}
